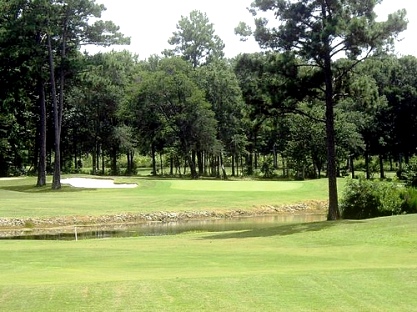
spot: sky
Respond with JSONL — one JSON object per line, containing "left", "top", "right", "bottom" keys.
{"left": 86, "top": 0, "right": 417, "bottom": 60}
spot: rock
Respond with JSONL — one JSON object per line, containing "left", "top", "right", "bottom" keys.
{"left": 0, "top": 200, "right": 328, "bottom": 230}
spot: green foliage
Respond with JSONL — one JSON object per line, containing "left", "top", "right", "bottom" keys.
{"left": 234, "top": 21, "right": 252, "bottom": 41}
{"left": 131, "top": 57, "right": 218, "bottom": 178}
{"left": 244, "top": 0, "right": 407, "bottom": 220}
{"left": 260, "top": 156, "right": 275, "bottom": 178}
{"left": 341, "top": 179, "right": 380, "bottom": 219}
{"left": 402, "top": 160, "right": 417, "bottom": 187}
{"left": 378, "top": 183, "right": 404, "bottom": 216}
{"left": 341, "top": 178, "right": 406, "bottom": 219}
{"left": 163, "top": 10, "right": 224, "bottom": 68}
{"left": 400, "top": 188, "right": 417, "bottom": 214}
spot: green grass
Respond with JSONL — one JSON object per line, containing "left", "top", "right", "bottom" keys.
{"left": 0, "top": 176, "right": 343, "bottom": 218}
{"left": 0, "top": 215, "right": 416, "bottom": 311}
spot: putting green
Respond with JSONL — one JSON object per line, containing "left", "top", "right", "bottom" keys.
{"left": 169, "top": 180, "right": 302, "bottom": 192}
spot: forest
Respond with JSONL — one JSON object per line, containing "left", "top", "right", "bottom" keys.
{"left": 0, "top": 1, "right": 414, "bottom": 219}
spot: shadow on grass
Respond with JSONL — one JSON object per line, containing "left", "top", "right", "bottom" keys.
{"left": 202, "top": 220, "right": 356, "bottom": 240}
{"left": 0, "top": 184, "right": 92, "bottom": 193}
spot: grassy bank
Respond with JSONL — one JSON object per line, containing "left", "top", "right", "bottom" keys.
{"left": 0, "top": 214, "right": 416, "bottom": 311}
{"left": 0, "top": 176, "right": 340, "bottom": 218}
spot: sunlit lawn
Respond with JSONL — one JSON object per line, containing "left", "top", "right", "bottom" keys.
{"left": 0, "top": 176, "right": 345, "bottom": 218}
{"left": 0, "top": 214, "right": 416, "bottom": 311}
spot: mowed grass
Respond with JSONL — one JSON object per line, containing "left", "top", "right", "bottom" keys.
{"left": 0, "top": 214, "right": 416, "bottom": 311}
{"left": 0, "top": 176, "right": 342, "bottom": 218}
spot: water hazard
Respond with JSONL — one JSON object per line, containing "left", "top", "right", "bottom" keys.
{"left": 0, "top": 213, "right": 326, "bottom": 241}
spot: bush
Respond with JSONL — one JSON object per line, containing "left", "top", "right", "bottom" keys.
{"left": 402, "top": 160, "right": 417, "bottom": 187}
{"left": 378, "top": 182, "right": 403, "bottom": 216}
{"left": 340, "top": 179, "right": 380, "bottom": 219}
{"left": 340, "top": 178, "right": 404, "bottom": 219}
{"left": 260, "top": 157, "right": 275, "bottom": 178}
{"left": 401, "top": 188, "right": 417, "bottom": 214}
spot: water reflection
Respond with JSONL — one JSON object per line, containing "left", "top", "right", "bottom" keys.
{"left": 0, "top": 213, "right": 326, "bottom": 241}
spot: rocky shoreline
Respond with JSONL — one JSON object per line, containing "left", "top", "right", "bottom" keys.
{"left": 0, "top": 201, "right": 327, "bottom": 231}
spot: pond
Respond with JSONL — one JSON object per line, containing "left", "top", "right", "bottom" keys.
{"left": 0, "top": 213, "right": 326, "bottom": 241}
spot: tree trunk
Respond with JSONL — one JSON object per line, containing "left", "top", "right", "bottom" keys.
{"left": 324, "top": 56, "right": 340, "bottom": 220}
{"left": 48, "top": 34, "right": 61, "bottom": 190}
{"left": 92, "top": 141, "right": 98, "bottom": 175}
{"left": 187, "top": 153, "right": 198, "bottom": 179}
{"left": 231, "top": 154, "right": 235, "bottom": 176}
{"left": 37, "top": 80, "right": 47, "bottom": 187}
{"left": 183, "top": 158, "right": 188, "bottom": 175}
{"left": 126, "top": 150, "right": 134, "bottom": 175}
{"left": 399, "top": 153, "right": 403, "bottom": 172}
{"left": 170, "top": 155, "right": 174, "bottom": 175}
{"left": 160, "top": 153, "right": 164, "bottom": 175}
{"left": 74, "top": 150, "right": 78, "bottom": 171}
{"left": 192, "top": 150, "right": 197, "bottom": 174}
{"left": 111, "top": 147, "right": 117, "bottom": 175}
{"left": 350, "top": 155, "right": 355, "bottom": 179}
{"left": 151, "top": 144, "right": 157, "bottom": 176}
{"left": 379, "top": 154, "right": 385, "bottom": 179}
{"left": 197, "top": 151, "right": 203, "bottom": 176}
{"left": 365, "top": 147, "right": 370, "bottom": 179}
{"left": 246, "top": 151, "right": 253, "bottom": 176}
{"left": 220, "top": 153, "right": 227, "bottom": 180}
{"left": 237, "top": 154, "right": 240, "bottom": 176}
{"left": 101, "top": 151, "right": 105, "bottom": 175}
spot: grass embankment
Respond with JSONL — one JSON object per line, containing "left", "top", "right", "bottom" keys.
{"left": 0, "top": 215, "right": 416, "bottom": 311}
{"left": 0, "top": 176, "right": 339, "bottom": 218}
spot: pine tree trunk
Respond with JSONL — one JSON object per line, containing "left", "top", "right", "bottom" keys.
{"left": 187, "top": 153, "right": 198, "bottom": 179}
{"left": 365, "top": 146, "right": 370, "bottom": 179}
{"left": 47, "top": 34, "right": 61, "bottom": 190}
{"left": 197, "top": 151, "right": 203, "bottom": 176}
{"left": 379, "top": 154, "right": 385, "bottom": 179}
{"left": 160, "top": 153, "right": 164, "bottom": 175}
{"left": 324, "top": 56, "right": 340, "bottom": 220}
{"left": 37, "top": 80, "right": 47, "bottom": 187}
{"left": 220, "top": 153, "right": 227, "bottom": 180}
{"left": 92, "top": 149, "right": 97, "bottom": 175}
{"left": 151, "top": 144, "right": 157, "bottom": 176}
{"left": 231, "top": 154, "right": 235, "bottom": 176}
{"left": 111, "top": 147, "right": 117, "bottom": 175}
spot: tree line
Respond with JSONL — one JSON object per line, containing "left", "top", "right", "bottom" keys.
{"left": 0, "top": 0, "right": 411, "bottom": 219}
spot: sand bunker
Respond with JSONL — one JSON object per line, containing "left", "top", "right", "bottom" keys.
{"left": 61, "top": 178, "right": 137, "bottom": 189}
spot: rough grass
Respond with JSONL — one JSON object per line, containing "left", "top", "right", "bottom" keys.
{"left": 0, "top": 176, "right": 342, "bottom": 218}
{"left": 0, "top": 214, "right": 416, "bottom": 311}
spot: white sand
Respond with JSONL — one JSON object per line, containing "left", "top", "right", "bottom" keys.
{"left": 60, "top": 178, "right": 137, "bottom": 189}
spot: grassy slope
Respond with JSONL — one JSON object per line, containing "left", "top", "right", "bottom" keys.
{"left": 0, "top": 176, "right": 340, "bottom": 218}
{"left": 0, "top": 215, "right": 416, "bottom": 311}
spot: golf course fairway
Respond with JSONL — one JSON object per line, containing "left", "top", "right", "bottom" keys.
{"left": 0, "top": 214, "right": 416, "bottom": 311}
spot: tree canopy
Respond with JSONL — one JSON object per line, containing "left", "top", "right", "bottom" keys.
{"left": 1, "top": 1, "right": 417, "bottom": 222}
{"left": 237, "top": 0, "right": 407, "bottom": 219}
{"left": 163, "top": 10, "right": 225, "bottom": 68}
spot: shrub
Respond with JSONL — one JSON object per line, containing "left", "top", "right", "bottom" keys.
{"left": 402, "top": 160, "right": 417, "bottom": 187}
{"left": 401, "top": 188, "right": 417, "bottom": 214}
{"left": 260, "top": 157, "right": 275, "bottom": 178}
{"left": 340, "top": 178, "right": 380, "bottom": 219}
{"left": 340, "top": 179, "right": 404, "bottom": 219}
{"left": 377, "top": 182, "right": 403, "bottom": 216}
